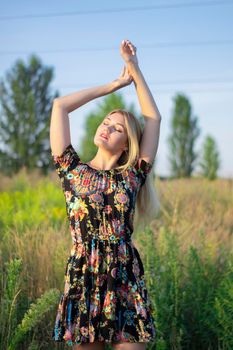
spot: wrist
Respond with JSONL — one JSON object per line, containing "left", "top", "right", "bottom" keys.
{"left": 126, "top": 60, "right": 140, "bottom": 70}
{"left": 110, "top": 79, "right": 121, "bottom": 92}
{"left": 126, "top": 61, "right": 140, "bottom": 77}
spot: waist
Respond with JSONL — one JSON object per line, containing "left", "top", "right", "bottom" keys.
{"left": 70, "top": 234, "right": 133, "bottom": 254}
{"left": 90, "top": 231, "right": 132, "bottom": 242}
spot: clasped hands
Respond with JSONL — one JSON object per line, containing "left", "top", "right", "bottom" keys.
{"left": 113, "top": 39, "right": 139, "bottom": 89}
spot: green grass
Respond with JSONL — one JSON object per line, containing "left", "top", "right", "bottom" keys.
{"left": 0, "top": 169, "right": 232, "bottom": 349}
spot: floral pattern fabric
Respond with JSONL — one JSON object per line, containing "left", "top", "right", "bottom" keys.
{"left": 51, "top": 143, "right": 156, "bottom": 346}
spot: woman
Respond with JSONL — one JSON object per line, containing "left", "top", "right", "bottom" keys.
{"left": 50, "top": 39, "right": 162, "bottom": 350}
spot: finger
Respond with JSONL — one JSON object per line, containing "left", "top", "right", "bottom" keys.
{"left": 126, "top": 42, "right": 136, "bottom": 53}
{"left": 120, "top": 66, "right": 125, "bottom": 77}
{"left": 125, "top": 39, "right": 135, "bottom": 48}
{"left": 131, "top": 45, "right": 136, "bottom": 52}
{"left": 126, "top": 40, "right": 135, "bottom": 47}
{"left": 123, "top": 66, "right": 127, "bottom": 77}
{"left": 126, "top": 67, "right": 131, "bottom": 75}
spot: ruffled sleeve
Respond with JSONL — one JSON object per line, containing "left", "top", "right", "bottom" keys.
{"left": 51, "top": 143, "right": 81, "bottom": 179}
{"left": 134, "top": 158, "right": 154, "bottom": 187}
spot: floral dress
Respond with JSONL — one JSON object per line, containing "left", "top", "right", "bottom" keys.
{"left": 51, "top": 143, "right": 156, "bottom": 346}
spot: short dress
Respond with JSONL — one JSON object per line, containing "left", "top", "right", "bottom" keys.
{"left": 51, "top": 143, "right": 156, "bottom": 346}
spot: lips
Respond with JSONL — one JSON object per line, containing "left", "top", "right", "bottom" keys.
{"left": 100, "top": 133, "right": 108, "bottom": 140}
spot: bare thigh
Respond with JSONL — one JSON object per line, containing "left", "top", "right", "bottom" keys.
{"left": 112, "top": 342, "right": 146, "bottom": 350}
{"left": 73, "top": 340, "right": 105, "bottom": 350}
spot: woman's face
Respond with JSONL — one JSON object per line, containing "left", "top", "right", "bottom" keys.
{"left": 94, "top": 112, "right": 128, "bottom": 154}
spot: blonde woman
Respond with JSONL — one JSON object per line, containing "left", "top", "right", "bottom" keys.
{"left": 50, "top": 39, "right": 162, "bottom": 350}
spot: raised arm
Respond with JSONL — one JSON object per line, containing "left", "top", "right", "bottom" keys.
{"left": 120, "top": 39, "right": 162, "bottom": 165}
{"left": 50, "top": 67, "right": 133, "bottom": 156}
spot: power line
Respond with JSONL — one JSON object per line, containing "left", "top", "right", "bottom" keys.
{"left": 58, "top": 86, "right": 233, "bottom": 95}
{"left": 116, "top": 86, "right": 233, "bottom": 95}
{"left": 57, "top": 77, "right": 233, "bottom": 89}
{"left": 0, "top": 0, "right": 233, "bottom": 21}
{"left": 144, "top": 77, "right": 233, "bottom": 85}
{"left": 54, "top": 79, "right": 233, "bottom": 95}
{"left": 0, "top": 39, "right": 233, "bottom": 56}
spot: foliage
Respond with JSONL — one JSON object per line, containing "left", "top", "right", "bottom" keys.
{"left": 198, "top": 135, "right": 221, "bottom": 180}
{"left": 0, "top": 173, "right": 232, "bottom": 349}
{"left": 7, "top": 288, "right": 60, "bottom": 350}
{"left": 212, "top": 260, "right": 233, "bottom": 349}
{"left": 167, "top": 93, "right": 200, "bottom": 178}
{"left": 0, "top": 54, "right": 59, "bottom": 176}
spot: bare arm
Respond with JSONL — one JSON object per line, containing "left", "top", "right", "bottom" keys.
{"left": 121, "top": 39, "right": 162, "bottom": 164}
{"left": 127, "top": 62, "right": 162, "bottom": 163}
{"left": 50, "top": 82, "right": 118, "bottom": 156}
{"left": 50, "top": 68, "right": 133, "bottom": 156}
{"left": 53, "top": 81, "right": 119, "bottom": 114}
{"left": 127, "top": 61, "right": 162, "bottom": 122}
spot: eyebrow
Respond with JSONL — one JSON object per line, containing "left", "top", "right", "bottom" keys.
{"left": 105, "top": 116, "right": 126, "bottom": 130}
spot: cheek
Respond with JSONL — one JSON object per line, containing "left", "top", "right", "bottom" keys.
{"left": 95, "top": 126, "right": 102, "bottom": 137}
{"left": 114, "top": 132, "right": 124, "bottom": 140}
{"left": 114, "top": 134, "right": 127, "bottom": 148}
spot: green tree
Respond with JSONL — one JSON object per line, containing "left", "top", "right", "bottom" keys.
{"left": 199, "top": 135, "right": 220, "bottom": 180}
{"left": 0, "top": 54, "right": 59, "bottom": 176}
{"left": 167, "top": 93, "right": 200, "bottom": 178}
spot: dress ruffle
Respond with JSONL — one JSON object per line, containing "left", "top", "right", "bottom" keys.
{"left": 52, "top": 238, "right": 156, "bottom": 346}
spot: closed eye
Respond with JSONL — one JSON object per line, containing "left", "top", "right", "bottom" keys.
{"left": 103, "top": 121, "right": 123, "bottom": 132}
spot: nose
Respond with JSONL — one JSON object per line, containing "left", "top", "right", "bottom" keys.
{"left": 103, "top": 127, "right": 110, "bottom": 135}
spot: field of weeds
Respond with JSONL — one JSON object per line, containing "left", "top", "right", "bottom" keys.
{"left": 0, "top": 169, "right": 232, "bottom": 350}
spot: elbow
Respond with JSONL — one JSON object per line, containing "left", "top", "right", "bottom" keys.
{"left": 53, "top": 97, "right": 61, "bottom": 106}
{"left": 53, "top": 97, "right": 66, "bottom": 110}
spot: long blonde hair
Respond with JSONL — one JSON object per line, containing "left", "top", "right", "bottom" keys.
{"left": 105, "top": 109, "right": 160, "bottom": 229}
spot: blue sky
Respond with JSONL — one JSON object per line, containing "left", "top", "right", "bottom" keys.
{"left": 1, "top": 0, "right": 232, "bottom": 178}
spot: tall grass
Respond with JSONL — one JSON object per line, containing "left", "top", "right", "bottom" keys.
{"left": 0, "top": 168, "right": 232, "bottom": 349}
{"left": 134, "top": 177, "right": 233, "bottom": 350}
